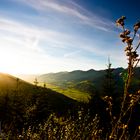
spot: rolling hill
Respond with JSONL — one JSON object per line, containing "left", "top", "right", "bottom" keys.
{"left": 0, "top": 73, "right": 34, "bottom": 91}
{"left": 0, "top": 73, "right": 78, "bottom": 114}
{"left": 37, "top": 67, "right": 140, "bottom": 100}
{"left": 38, "top": 68, "right": 124, "bottom": 85}
{"left": 0, "top": 73, "right": 80, "bottom": 136}
{"left": 38, "top": 68, "right": 123, "bottom": 93}
{"left": 13, "top": 67, "right": 140, "bottom": 102}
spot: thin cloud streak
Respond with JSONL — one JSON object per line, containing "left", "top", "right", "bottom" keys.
{"left": 0, "top": 17, "right": 72, "bottom": 52}
{"left": 0, "top": 16, "right": 123, "bottom": 64}
{"left": 0, "top": 8, "right": 125, "bottom": 74}
{"left": 13, "top": 0, "right": 115, "bottom": 32}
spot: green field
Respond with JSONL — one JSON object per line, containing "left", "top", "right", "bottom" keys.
{"left": 39, "top": 82, "right": 91, "bottom": 102}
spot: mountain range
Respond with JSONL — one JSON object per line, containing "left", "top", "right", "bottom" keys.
{"left": 37, "top": 67, "right": 140, "bottom": 98}
{"left": 1, "top": 67, "right": 139, "bottom": 103}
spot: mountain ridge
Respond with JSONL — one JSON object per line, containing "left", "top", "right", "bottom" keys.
{"left": 38, "top": 67, "right": 125, "bottom": 83}
{"left": 37, "top": 67, "right": 139, "bottom": 97}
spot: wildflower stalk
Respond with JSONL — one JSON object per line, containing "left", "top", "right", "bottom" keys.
{"left": 110, "top": 16, "right": 140, "bottom": 139}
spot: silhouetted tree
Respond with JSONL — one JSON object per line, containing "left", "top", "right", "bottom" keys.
{"left": 103, "top": 58, "right": 116, "bottom": 97}
{"left": 34, "top": 78, "right": 39, "bottom": 87}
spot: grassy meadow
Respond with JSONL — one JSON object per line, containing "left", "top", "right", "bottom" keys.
{"left": 38, "top": 82, "right": 90, "bottom": 102}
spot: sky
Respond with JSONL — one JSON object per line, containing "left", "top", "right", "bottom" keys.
{"left": 0, "top": 0, "right": 140, "bottom": 75}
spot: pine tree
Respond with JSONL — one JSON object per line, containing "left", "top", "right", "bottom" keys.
{"left": 103, "top": 58, "right": 116, "bottom": 97}
{"left": 34, "top": 78, "right": 39, "bottom": 87}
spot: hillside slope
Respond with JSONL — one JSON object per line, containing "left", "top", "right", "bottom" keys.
{"left": 0, "top": 73, "right": 77, "bottom": 114}
{"left": 38, "top": 68, "right": 124, "bottom": 92}
{"left": 38, "top": 68, "right": 124, "bottom": 83}
{"left": 38, "top": 67, "right": 140, "bottom": 98}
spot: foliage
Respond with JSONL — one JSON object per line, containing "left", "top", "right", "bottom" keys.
{"left": 102, "top": 58, "right": 116, "bottom": 97}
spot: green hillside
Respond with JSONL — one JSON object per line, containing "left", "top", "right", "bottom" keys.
{"left": 0, "top": 73, "right": 81, "bottom": 138}
{"left": 38, "top": 68, "right": 125, "bottom": 84}
{"left": 37, "top": 68, "right": 124, "bottom": 96}
{"left": 0, "top": 73, "right": 34, "bottom": 91}
{"left": 38, "top": 69, "right": 105, "bottom": 83}
{"left": 37, "top": 67, "right": 140, "bottom": 101}
{"left": 0, "top": 73, "right": 78, "bottom": 115}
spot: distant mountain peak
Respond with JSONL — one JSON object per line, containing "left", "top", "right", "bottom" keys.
{"left": 87, "top": 69, "right": 96, "bottom": 72}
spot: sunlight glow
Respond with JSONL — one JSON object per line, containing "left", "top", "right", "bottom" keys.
{"left": 0, "top": 0, "right": 130, "bottom": 75}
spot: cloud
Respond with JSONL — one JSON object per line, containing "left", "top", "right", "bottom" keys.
{"left": 0, "top": 1, "right": 125, "bottom": 75}
{"left": 64, "top": 50, "right": 81, "bottom": 58}
{"left": 0, "top": 15, "right": 124, "bottom": 65}
{"left": 0, "top": 17, "right": 72, "bottom": 52}
{"left": 13, "top": 0, "right": 115, "bottom": 32}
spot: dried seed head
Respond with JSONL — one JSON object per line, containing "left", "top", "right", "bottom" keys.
{"left": 129, "top": 94, "right": 132, "bottom": 97}
{"left": 109, "top": 135, "right": 113, "bottom": 139}
{"left": 120, "top": 33, "right": 125, "bottom": 38}
{"left": 116, "top": 16, "right": 126, "bottom": 27}
{"left": 109, "top": 97, "right": 112, "bottom": 100}
{"left": 113, "top": 116, "right": 116, "bottom": 120}
{"left": 125, "top": 38, "right": 133, "bottom": 44}
{"left": 130, "top": 99, "right": 134, "bottom": 104}
{"left": 124, "top": 29, "right": 130, "bottom": 35}
{"left": 121, "top": 16, "right": 126, "bottom": 20}
{"left": 106, "top": 108, "right": 109, "bottom": 111}
{"left": 122, "top": 36, "right": 131, "bottom": 43}
{"left": 124, "top": 46, "right": 132, "bottom": 51}
{"left": 131, "top": 51, "right": 139, "bottom": 58}
{"left": 122, "top": 38, "right": 126, "bottom": 42}
{"left": 123, "top": 124, "right": 128, "bottom": 129}
{"left": 134, "top": 21, "right": 140, "bottom": 32}
{"left": 126, "top": 52, "right": 131, "bottom": 56}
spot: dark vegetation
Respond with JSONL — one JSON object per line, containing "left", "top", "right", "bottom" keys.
{"left": 0, "top": 66, "right": 140, "bottom": 139}
{"left": 0, "top": 17, "right": 140, "bottom": 139}
{"left": 0, "top": 73, "right": 79, "bottom": 139}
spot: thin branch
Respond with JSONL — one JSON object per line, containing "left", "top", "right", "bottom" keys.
{"left": 132, "top": 31, "right": 136, "bottom": 41}
{"left": 134, "top": 59, "right": 140, "bottom": 68}
{"left": 134, "top": 42, "right": 140, "bottom": 52}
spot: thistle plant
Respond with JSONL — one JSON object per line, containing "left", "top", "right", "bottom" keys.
{"left": 109, "top": 16, "right": 140, "bottom": 139}
{"left": 116, "top": 16, "right": 140, "bottom": 112}
{"left": 116, "top": 16, "right": 140, "bottom": 97}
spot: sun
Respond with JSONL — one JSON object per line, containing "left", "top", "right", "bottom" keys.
{"left": 0, "top": 37, "right": 30, "bottom": 75}
{"left": 0, "top": 41, "right": 19, "bottom": 75}
{"left": 0, "top": 37, "right": 52, "bottom": 75}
